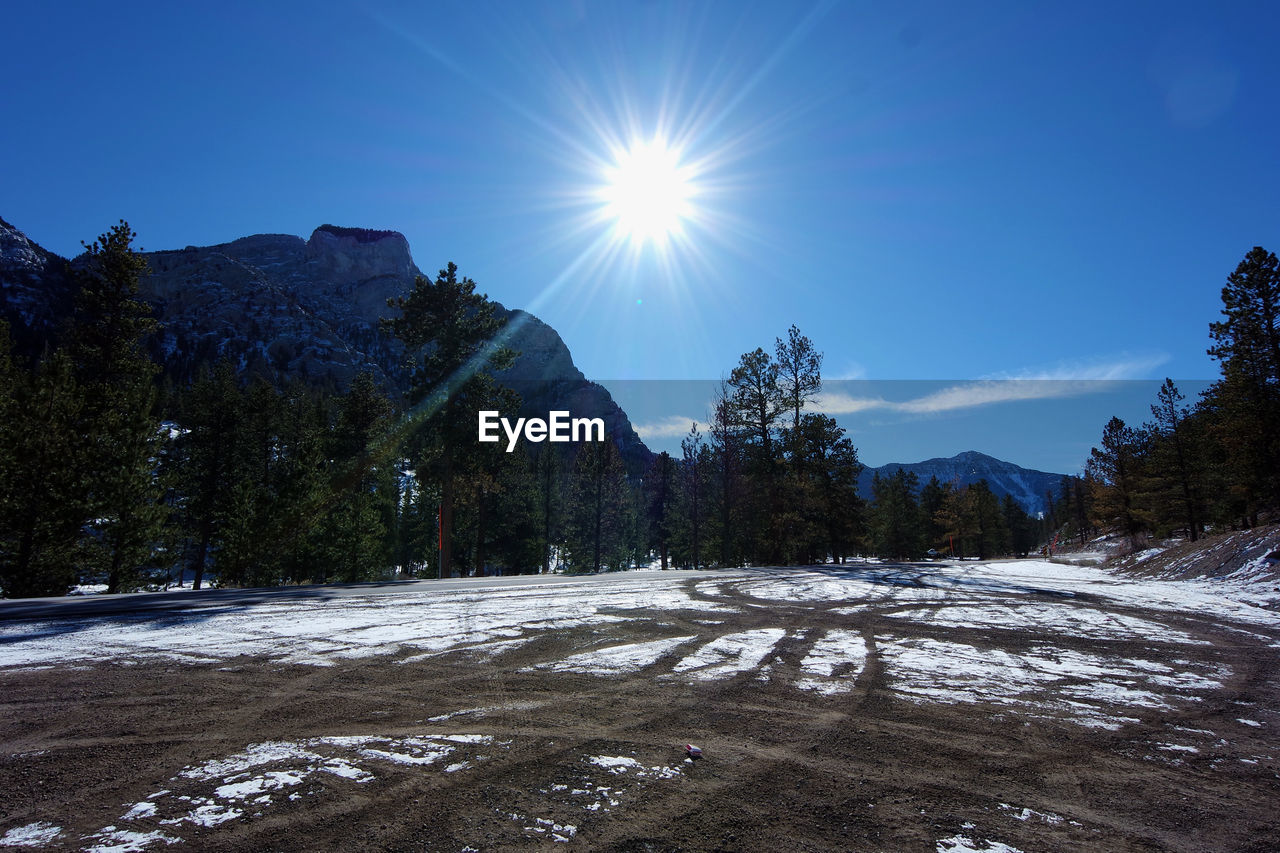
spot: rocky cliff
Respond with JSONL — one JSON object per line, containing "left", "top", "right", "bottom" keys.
{"left": 0, "top": 217, "right": 651, "bottom": 471}
{"left": 0, "top": 216, "right": 77, "bottom": 356}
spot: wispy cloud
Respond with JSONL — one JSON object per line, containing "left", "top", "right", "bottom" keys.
{"left": 888, "top": 380, "right": 1100, "bottom": 414}
{"left": 812, "top": 383, "right": 1086, "bottom": 416}
{"left": 982, "top": 352, "right": 1171, "bottom": 381}
{"left": 830, "top": 360, "right": 868, "bottom": 380}
{"left": 811, "top": 391, "right": 889, "bottom": 414}
{"left": 643, "top": 353, "right": 1172, "bottom": 438}
{"left": 633, "top": 415, "right": 708, "bottom": 441}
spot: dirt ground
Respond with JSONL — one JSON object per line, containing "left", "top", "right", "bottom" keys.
{"left": 2, "top": 571, "right": 1279, "bottom": 852}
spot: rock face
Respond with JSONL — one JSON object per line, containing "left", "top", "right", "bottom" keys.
{"left": 858, "top": 450, "right": 1065, "bottom": 516}
{"left": 0, "top": 216, "right": 651, "bottom": 472}
{"left": 0, "top": 216, "right": 76, "bottom": 356}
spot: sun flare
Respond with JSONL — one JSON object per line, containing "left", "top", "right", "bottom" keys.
{"left": 600, "top": 138, "right": 694, "bottom": 246}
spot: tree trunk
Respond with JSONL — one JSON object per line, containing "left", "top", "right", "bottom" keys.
{"left": 592, "top": 461, "right": 602, "bottom": 572}
{"left": 192, "top": 525, "right": 210, "bottom": 591}
{"left": 440, "top": 450, "right": 453, "bottom": 579}
{"left": 474, "top": 484, "right": 487, "bottom": 578}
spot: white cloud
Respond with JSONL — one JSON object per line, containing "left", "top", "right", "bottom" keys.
{"left": 982, "top": 352, "right": 1171, "bottom": 381}
{"left": 889, "top": 380, "right": 1099, "bottom": 414}
{"left": 811, "top": 391, "right": 891, "bottom": 415}
{"left": 644, "top": 353, "right": 1171, "bottom": 434}
{"left": 632, "top": 415, "right": 707, "bottom": 440}
{"left": 814, "top": 382, "right": 1091, "bottom": 416}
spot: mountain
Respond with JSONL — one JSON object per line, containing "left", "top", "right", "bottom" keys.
{"left": 0, "top": 218, "right": 650, "bottom": 472}
{"left": 0, "top": 216, "right": 77, "bottom": 357}
{"left": 857, "top": 450, "right": 1065, "bottom": 516}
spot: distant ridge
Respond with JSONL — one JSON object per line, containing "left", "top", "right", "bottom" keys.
{"left": 857, "top": 450, "right": 1065, "bottom": 516}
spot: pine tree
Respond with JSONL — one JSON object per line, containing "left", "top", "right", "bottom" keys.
{"left": 0, "top": 340, "right": 86, "bottom": 597}
{"left": 965, "top": 481, "right": 1009, "bottom": 560}
{"left": 919, "top": 476, "right": 951, "bottom": 553}
{"left": 565, "top": 439, "right": 631, "bottom": 573}
{"left": 644, "top": 452, "right": 676, "bottom": 569}
{"left": 935, "top": 480, "right": 970, "bottom": 557}
{"left": 1202, "top": 246, "right": 1280, "bottom": 516}
{"left": 794, "top": 413, "right": 863, "bottom": 564}
{"left": 531, "top": 444, "right": 565, "bottom": 573}
{"left": 1073, "top": 475, "right": 1093, "bottom": 545}
{"left": 486, "top": 448, "right": 543, "bottom": 575}
{"left": 707, "top": 396, "right": 744, "bottom": 568}
{"left": 66, "top": 221, "right": 166, "bottom": 593}
{"left": 775, "top": 325, "right": 823, "bottom": 434}
{"left": 1002, "top": 493, "right": 1037, "bottom": 557}
{"left": 1209, "top": 247, "right": 1280, "bottom": 388}
{"left": 323, "top": 372, "right": 396, "bottom": 581}
{"left": 725, "top": 348, "right": 784, "bottom": 562}
{"left": 726, "top": 347, "right": 783, "bottom": 459}
{"left": 173, "top": 362, "right": 244, "bottom": 590}
{"left": 383, "top": 262, "right": 516, "bottom": 578}
{"left": 1146, "top": 379, "right": 1205, "bottom": 541}
{"left": 674, "top": 423, "right": 707, "bottom": 569}
{"left": 1086, "top": 417, "right": 1150, "bottom": 549}
{"left": 869, "top": 469, "right": 922, "bottom": 560}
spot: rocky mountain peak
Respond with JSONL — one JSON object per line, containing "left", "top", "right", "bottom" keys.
{"left": 305, "top": 224, "right": 416, "bottom": 286}
{"left": 0, "top": 217, "right": 75, "bottom": 355}
{"left": 1, "top": 214, "right": 653, "bottom": 473}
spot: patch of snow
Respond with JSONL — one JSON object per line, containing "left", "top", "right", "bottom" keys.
{"left": 878, "top": 636, "right": 1225, "bottom": 729}
{"left": 796, "top": 629, "right": 867, "bottom": 694}
{"left": 588, "top": 755, "right": 641, "bottom": 772}
{"left": 670, "top": 628, "right": 786, "bottom": 681}
{"left": 997, "top": 803, "right": 1064, "bottom": 824}
{"left": 936, "top": 834, "right": 1025, "bottom": 853}
{"left": 71, "top": 731, "right": 499, "bottom": 848}
{"left": 0, "top": 822, "right": 63, "bottom": 847}
{"left": 81, "top": 828, "right": 180, "bottom": 852}
{"left": 0, "top": 578, "right": 736, "bottom": 670}
{"left": 532, "top": 636, "right": 696, "bottom": 676}
{"left": 121, "top": 802, "right": 157, "bottom": 820}
{"left": 885, "top": 603, "right": 1209, "bottom": 646}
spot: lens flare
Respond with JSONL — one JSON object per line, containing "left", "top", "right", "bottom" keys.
{"left": 600, "top": 138, "right": 695, "bottom": 246}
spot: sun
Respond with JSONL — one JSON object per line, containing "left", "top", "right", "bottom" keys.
{"left": 600, "top": 138, "right": 695, "bottom": 246}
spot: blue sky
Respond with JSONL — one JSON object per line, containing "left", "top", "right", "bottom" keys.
{"left": 3, "top": 1, "right": 1276, "bottom": 472}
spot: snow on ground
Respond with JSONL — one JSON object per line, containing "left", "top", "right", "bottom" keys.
{"left": 1, "top": 559, "right": 1276, "bottom": 738}
{"left": 0, "top": 578, "right": 730, "bottom": 669}
{"left": 0, "top": 822, "right": 63, "bottom": 847}
{"left": 669, "top": 628, "right": 787, "bottom": 681}
{"left": 5, "top": 559, "right": 1280, "bottom": 847}
{"left": 529, "top": 635, "right": 697, "bottom": 676}
{"left": 962, "top": 560, "right": 1280, "bottom": 629}
{"left": 877, "top": 636, "right": 1225, "bottom": 729}
{"left": 63, "top": 732, "right": 500, "bottom": 850}
{"left": 883, "top": 602, "right": 1210, "bottom": 645}
{"left": 796, "top": 629, "right": 867, "bottom": 695}
{"left": 936, "top": 834, "right": 1026, "bottom": 853}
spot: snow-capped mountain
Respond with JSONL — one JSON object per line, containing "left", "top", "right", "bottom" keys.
{"left": 858, "top": 450, "right": 1065, "bottom": 516}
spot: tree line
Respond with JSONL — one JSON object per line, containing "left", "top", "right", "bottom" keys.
{"left": 1080, "top": 247, "right": 1279, "bottom": 549}
{"left": 8, "top": 221, "right": 1144, "bottom": 598}
{"left": 636, "top": 326, "right": 1048, "bottom": 568}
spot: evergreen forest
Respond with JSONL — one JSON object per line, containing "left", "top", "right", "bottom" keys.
{"left": 1, "top": 224, "right": 1276, "bottom": 597}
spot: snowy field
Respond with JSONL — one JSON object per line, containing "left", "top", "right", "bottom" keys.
{"left": 2, "top": 559, "right": 1279, "bottom": 851}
